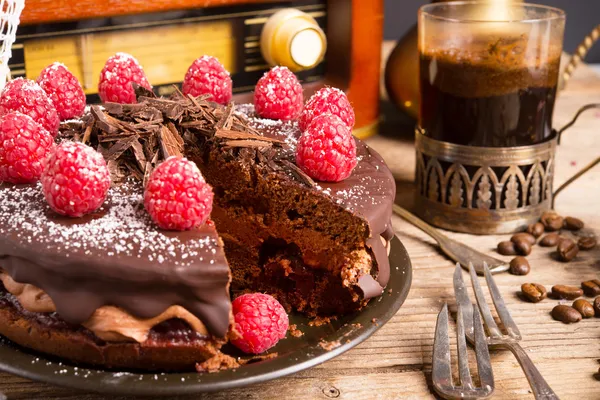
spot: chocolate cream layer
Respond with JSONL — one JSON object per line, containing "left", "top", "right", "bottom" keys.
{"left": 0, "top": 181, "right": 231, "bottom": 338}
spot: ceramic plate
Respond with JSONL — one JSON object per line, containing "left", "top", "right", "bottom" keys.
{"left": 0, "top": 236, "right": 412, "bottom": 396}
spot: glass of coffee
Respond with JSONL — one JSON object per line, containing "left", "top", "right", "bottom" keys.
{"left": 418, "top": 2, "right": 565, "bottom": 147}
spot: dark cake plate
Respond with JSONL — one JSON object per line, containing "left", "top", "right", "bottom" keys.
{"left": 0, "top": 236, "right": 412, "bottom": 396}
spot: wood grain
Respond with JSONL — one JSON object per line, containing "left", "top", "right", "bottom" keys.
{"left": 1, "top": 43, "right": 600, "bottom": 399}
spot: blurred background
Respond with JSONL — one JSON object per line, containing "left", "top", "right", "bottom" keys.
{"left": 384, "top": 0, "right": 600, "bottom": 62}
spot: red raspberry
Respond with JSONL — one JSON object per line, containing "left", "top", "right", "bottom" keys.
{"left": 300, "top": 87, "right": 355, "bottom": 131}
{"left": 253, "top": 66, "right": 303, "bottom": 120}
{"left": 182, "top": 56, "right": 232, "bottom": 105}
{"left": 0, "top": 78, "right": 60, "bottom": 136}
{"left": 231, "top": 293, "right": 289, "bottom": 354}
{"left": 41, "top": 142, "right": 110, "bottom": 217}
{"left": 0, "top": 112, "right": 54, "bottom": 183}
{"left": 144, "top": 157, "right": 213, "bottom": 231}
{"left": 296, "top": 114, "right": 357, "bottom": 182}
{"left": 37, "top": 62, "right": 86, "bottom": 121}
{"left": 98, "top": 53, "right": 152, "bottom": 104}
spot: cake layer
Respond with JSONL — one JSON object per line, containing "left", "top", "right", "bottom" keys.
{"left": 0, "top": 181, "right": 232, "bottom": 338}
{"left": 0, "top": 283, "right": 220, "bottom": 371}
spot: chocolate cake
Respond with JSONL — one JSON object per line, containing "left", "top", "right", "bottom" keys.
{"left": 0, "top": 92, "right": 395, "bottom": 371}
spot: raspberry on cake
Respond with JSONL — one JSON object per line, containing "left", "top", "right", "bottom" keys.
{"left": 253, "top": 66, "right": 303, "bottom": 120}
{"left": 98, "top": 52, "right": 152, "bottom": 104}
{"left": 41, "top": 142, "right": 111, "bottom": 217}
{"left": 144, "top": 156, "right": 214, "bottom": 231}
{"left": 37, "top": 62, "right": 86, "bottom": 121}
{"left": 182, "top": 56, "right": 232, "bottom": 105}
{"left": 0, "top": 112, "right": 54, "bottom": 183}
{"left": 0, "top": 78, "right": 60, "bottom": 135}
{"left": 231, "top": 293, "right": 289, "bottom": 354}
{"left": 296, "top": 113, "right": 357, "bottom": 182}
{"left": 300, "top": 87, "right": 355, "bottom": 131}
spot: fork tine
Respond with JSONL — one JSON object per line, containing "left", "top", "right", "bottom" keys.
{"left": 456, "top": 304, "right": 473, "bottom": 388}
{"left": 473, "top": 307, "right": 494, "bottom": 393}
{"left": 453, "top": 263, "right": 474, "bottom": 341}
{"left": 432, "top": 303, "right": 453, "bottom": 390}
{"left": 468, "top": 262, "right": 502, "bottom": 338}
{"left": 483, "top": 262, "right": 522, "bottom": 339}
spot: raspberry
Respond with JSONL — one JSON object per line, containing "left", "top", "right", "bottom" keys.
{"left": 41, "top": 142, "right": 110, "bottom": 217}
{"left": 0, "top": 112, "right": 54, "bottom": 183}
{"left": 98, "top": 53, "right": 152, "bottom": 104}
{"left": 300, "top": 87, "right": 355, "bottom": 131}
{"left": 296, "top": 114, "right": 357, "bottom": 182}
{"left": 0, "top": 78, "right": 60, "bottom": 136}
{"left": 37, "top": 62, "right": 86, "bottom": 121}
{"left": 182, "top": 56, "right": 232, "bottom": 105}
{"left": 253, "top": 66, "right": 303, "bottom": 120}
{"left": 231, "top": 293, "right": 289, "bottom": 354}
{"left": 144, "top": 157, "right": 213, "bottom": 231}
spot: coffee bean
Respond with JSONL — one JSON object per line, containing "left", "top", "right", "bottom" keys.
{"left": 539, "top": 233, "right": 560, "bottom": 247}
{"left": 521, "top": 283, "right": 546, "bottom": 303}
{"left": 551, "top": 285, "right": 583, "bottom": 300}
{"left": 594, "top": 297, "right": 600, "bottom": 317}
{"left": 497, "top": 240, "right": 517, "bottom": 256}
{"left": 557, "top": 239, "right": 579, "bottom": 262}
{"left": 551, "top": 305, "right": 582, "bottom": 323}
{"left": 526, "top": 222, "right": 545, "bottom": 238}
{"left": 582, "top": 279, "right": 600, "bottom": 297}
{"left": 514, "top": 240, "right": 532, "bottom": 256}
{"left": 511, "top": 232, "right": 536, "bottom": 246}
{"left": 541, "top": 212, "right": 564, "bottom": 231}
{"left": 509, "top": 256, "right": 530, "bottom": 275}
{"left": 578, "top": 236, "right": 597, "bottom": 251}
{"left": 564, "top": 216, "right": 584, "bottom": 231}
{"left": 572, "top": 299, "right": 595, "bottom": 318}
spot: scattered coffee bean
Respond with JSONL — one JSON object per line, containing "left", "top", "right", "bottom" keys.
{"left": 526, "top": 222, "right": 545, "bottom": 238}
{"left": 521, "top": 283, "right": 547, "bottom": 303}
{"left": 511, "top": 232, "right": 536, "bottom": 246}
{"left": 557, "top": 239, "right": 579, "bottom": 262}
{"left": 564, "top": 216, "right": 584, "bottom": 231}
{"left": 551, "top": 285, "right": 583, "bottom": 300}
{"left": 572, "top": 299, "right": 595, "bottom": 318}
{"left": 582, "top": 279, "right": 600, "bottom": 297}
{"left": 509, "top": 256, "right": 530, "bottom": 275}
{"left": 497, "top": 240, "right": 517, "bottom": 256}
{"left": 539, "top": 233, "right": 560, "bottom": 247}
{"left": 541, "top": 212, "right": 564, "bottom": 231}
{"left": 578, "top": 236, "right": 597, "bottom": 251}
{"left": 514, "top": 240, "right": 532, "bottom": 256}
{"left": 551, "top": 305, "right": 582, "bottom": 323}
{"left": 594, "top": 297, "right": 600, "bottom": 317}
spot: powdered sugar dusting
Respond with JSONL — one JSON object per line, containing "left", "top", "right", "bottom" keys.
{"left": 0, "top": 181, "right": 219, "bottom": 267}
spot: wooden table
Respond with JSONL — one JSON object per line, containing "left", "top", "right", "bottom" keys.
{"left": 2, "top": 59, "right": 600, "bottom": 400}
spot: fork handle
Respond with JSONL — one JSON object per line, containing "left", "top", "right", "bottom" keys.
{"left": 503, "top": 342, "right": 559, "bottom": 399}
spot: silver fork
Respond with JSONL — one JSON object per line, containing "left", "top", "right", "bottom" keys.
{"left": 432, "top": 303, "right": 494, "bottom": 399}
{"left": 454, "top": 263, "right": 559, "bottom": 399}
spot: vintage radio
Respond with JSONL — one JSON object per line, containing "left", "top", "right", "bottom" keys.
{"left": 14, "top": 0, "right": 383, "bottom": 138}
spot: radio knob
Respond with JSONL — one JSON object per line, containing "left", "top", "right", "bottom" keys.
{"left": 260, "top": 9, "right": 326, "bottom": 72}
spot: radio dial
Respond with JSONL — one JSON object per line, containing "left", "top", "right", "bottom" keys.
{"left": 260, "top": 9, "right": 326, "bottom": 72}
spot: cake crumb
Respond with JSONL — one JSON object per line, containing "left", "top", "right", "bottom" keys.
{"left": 319, "top": 340, "right": 341, "bottom": 351}
{"left": 238, "top": 353, "right": 279, "bottom": 365}
{"left": 289, "top": 324, "right": 304, "bottom": 338}
{"left": 371, "top": 318, "right": 379, "bottom": 326}
{"left": 308, "top": 316, "right": 336, "bottom": 327}
{"left": 195, "top": 353, "right": 240, "bottom": 373}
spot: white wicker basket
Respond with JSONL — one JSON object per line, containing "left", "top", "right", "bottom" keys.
{"left": 0, "top": 0, "right": 24, "bottom": 91}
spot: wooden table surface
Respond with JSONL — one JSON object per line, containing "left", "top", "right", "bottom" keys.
{"left": 2, "top": 55, "right": 600, "bottom": 400}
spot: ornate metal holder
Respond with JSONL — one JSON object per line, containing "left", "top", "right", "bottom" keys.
{"left": 415, "top": 128, "right": 557, "bottom": 234}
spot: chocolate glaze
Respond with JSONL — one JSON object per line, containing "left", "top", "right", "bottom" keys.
{"left": 0, "top": 182, "right": 232, "bottom": 337}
